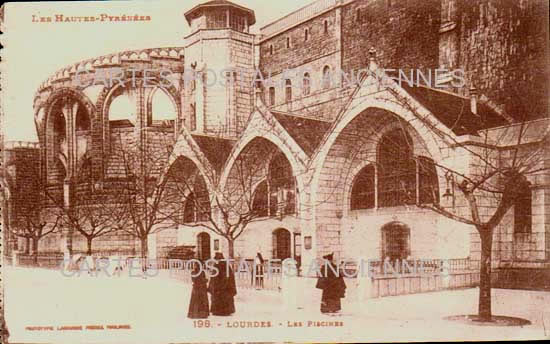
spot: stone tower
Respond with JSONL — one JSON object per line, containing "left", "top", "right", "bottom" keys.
{"left": 183, "top": 0, "right": 256, "bottom": 137}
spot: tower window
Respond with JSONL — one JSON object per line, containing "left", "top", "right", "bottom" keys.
{"left": 285, "top": 79, "right": 292, "bottom": 102}
{"left": 324, "top": 20, "right": 328, "bottom": 34}
{"left": 269, "top": 87, "right": 275, "bottom": 106}
{"left": 190, "top": 102, "right": 196, "bottom": 131}
{"left": 286, "top": 37, "right": 291, "bottom": 48}
{"left": 269, "top": 44, "right": 274, "bottom": 55}
{"left": 322, "top": 65, "right": 332, "bottom": 89}
{"left": 303, "top": 73, "right": 311, "bottom": 96}
{"left": 305, "top": 28, "right": 309, "bottom": 41}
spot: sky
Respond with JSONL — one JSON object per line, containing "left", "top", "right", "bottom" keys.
{"left": 1, "top": 0, "right": 309, "bottom": 141}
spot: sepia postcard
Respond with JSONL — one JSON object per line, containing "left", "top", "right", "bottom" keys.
{"left": 1, "top": 0, "right": 549, "bottom": 343}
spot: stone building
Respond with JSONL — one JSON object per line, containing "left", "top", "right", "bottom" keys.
{"left": 3, "top": 0, "right": 549, "bottom": 287}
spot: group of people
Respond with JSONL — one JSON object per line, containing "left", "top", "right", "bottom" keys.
{"left": 187, "top": 251, "right": 347, "bottom": 319}
{"left": 187, "top": 252, "right": 237, "bottom": 319}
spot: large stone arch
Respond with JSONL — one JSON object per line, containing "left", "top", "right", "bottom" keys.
{"left": 310, "top": 96, "right": 450, "bottom": 260}
{"left": 99, "top": 77, "right": 181, "bottom": 156}
{"left": 43, "top": 88, "right": 95, "bottom": 182}
{"left": 220, "top": 133, "right": 307, "bottom": 194}
{"left": 146, "top": 85, "right": 181, "bottom": 125}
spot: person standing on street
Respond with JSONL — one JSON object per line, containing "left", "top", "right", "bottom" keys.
{"left": 316, "top": 253, "right": 346, "bottom": 314}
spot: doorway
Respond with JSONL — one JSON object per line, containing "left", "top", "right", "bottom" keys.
{"left": 272, "top": 228, "right": 291, "bottom": 260}
{"left": 197, "top": 232, "right": 211, "bottom": 260}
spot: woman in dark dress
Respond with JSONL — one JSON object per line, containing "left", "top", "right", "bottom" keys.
{"left": 316, "top": 253, "right": 346, "bottom": 313}
{"left": 187, "top": 261, "right": 210, "bottom": 319}
{"left": 208, "top": 252, "right": 237, "bottom": 316}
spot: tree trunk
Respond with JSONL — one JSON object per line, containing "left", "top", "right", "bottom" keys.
{"left": 140, "top": 237, "right": 148, "bottom": 259}
{"left": 86, "top": 237, "right": 93, "bottom": 256}
{"left": 478, "top": 227, "right": 493, "bottom": 321}
{"left": 227, "top": 238, "right": 235, "bottom": 259}
{"left": 32, "top": 238, "right": 39, "bottom": 264}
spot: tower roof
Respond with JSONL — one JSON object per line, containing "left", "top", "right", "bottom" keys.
{"left": 184, "top": 0, "right": 256, "bottom": 26}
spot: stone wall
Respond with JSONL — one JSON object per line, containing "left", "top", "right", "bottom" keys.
{"left": 341, "top": 0, "right": 441, "bottom": 75}
{"left": 455, "top": 0, "right": 549, "bottom": 121}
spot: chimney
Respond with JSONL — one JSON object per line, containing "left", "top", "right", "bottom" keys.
{"left": 470, "top": 85, "right": 477, "bottom": 115}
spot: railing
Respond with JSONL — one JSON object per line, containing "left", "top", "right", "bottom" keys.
{"left": 16, "top": 253, "right": 65, "bottom": 269}
{"left": 339, "top": 258, "right": 474, "bottom": 278}
{"left": 152, "top": 258, "right": 283, "bottom": 291}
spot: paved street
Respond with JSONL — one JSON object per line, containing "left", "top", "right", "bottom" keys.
{"left": 4, "top": 266, "right": 549, "bottom": 343}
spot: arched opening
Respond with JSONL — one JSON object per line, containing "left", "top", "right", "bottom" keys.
{"left": 197, "top": 232, "right": 211, "bottom": 260}
{"left": 378, "top": 128, "right": 416, "bottom": 207}
{"left": 303, "top": 73, "right": 311, "bottom": 96}
{"left": 167, "top": 156, "right": 212, "bottom": 224}
{"left": 268, "top": 152, "right": 295, "bottom": 217}
{"left": 272, "top": 228, "right": 291, "bottom": 260}
{"left": 75, "top": 105, "right": 90, "bottom": 132}
{"left": 252, "top": 180, "right": 269, "bottom": 217}
{"left": 350, "top": 164, "right": 375, "bottom": 210}
{"left": 46, "top": 107, "right": 67, "bottom": 185}
{"left": 381, "top": 222, "right": 410, "bottom": 261}
{"left": 182, "top": 176, "right": 211, "bottom": 223}
{"left": 149, "top": 87, "right": 177, "bottom": 126}
{"left": 227, "top": 137, "right": 296, "bottom": 220}
{"left": 108, "top": 89, "right": 135, "bottom": 125}
{"left": 269, "top": 87, "right": 275, "bottom": 106}
{"left": 322, "top": 65, "right": 331, "bottom": 89}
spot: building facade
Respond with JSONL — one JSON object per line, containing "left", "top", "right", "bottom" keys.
{"left": 3, "top": 0, "right": 549, "bottom": 286}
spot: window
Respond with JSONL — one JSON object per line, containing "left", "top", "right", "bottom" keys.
{"left": 183, "top": 178, "right": 211, "bottom": 223}
{"left": 269, "top": 153, "right": 295, "bottom": 216}
{"left": 377, "top": 128, "right": 416, "bottom": 207}
{"left": 286, "top": 37, "right": 291, "bottom": 48}
{"left": 190, "top": 102, "right": 197, "bottom": 131}
{"left": 252, "top": 181, "right": 269, "bottom": 217}
{"left": 514, "top": 184, "right": 532, "bottom": 234}
{"left": 305, "top": 28, "right": 309, "bottom": 41}
{"left": 350, "top": 164, "right": 375, "bottom": 210}
{"left": 252, "top": 153, "right": 295, "bottom": 217}
{"left": 303, "top": 73, "right": 311, "bottom": 96}
{"left": 269, "top": 44, "right": 273, "bottom": 55}
{"left": 357, "top": 9, "right": 362, "bottom": 23}
{"left": 348, "top": 128, "right": 439, "bottom": 211}
{"left": 418, "top": 156, "right": 439, "bottom": 204}
{"left": 322, "top": 65, "right": 332, "bottom": 89}
{"left": 381, "top": 222, "right": 410, "bottom": 261}
{"left": 324, "top": 20, "right": 328, "bottom": 34}
{"left": 269, "top": 87, "right": 275, "bottom": 106}
{"left": 230, "top": 13, "right": 245, "bottom": 32}
{"left": 285, "top": 79, "right": 292, "bottom": 102}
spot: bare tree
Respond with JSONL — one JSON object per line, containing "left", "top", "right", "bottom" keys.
{"left": 10, "top": 208, "right": 62, "bottom": 263}
{"left": 61, "top": 192, "right": 126, "bottom": 255}
{"left": 343, "top": 70, "right": 550, "bottom": 321}
{"left": 113, "top": 136, "right": 180, "bottom": 259}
